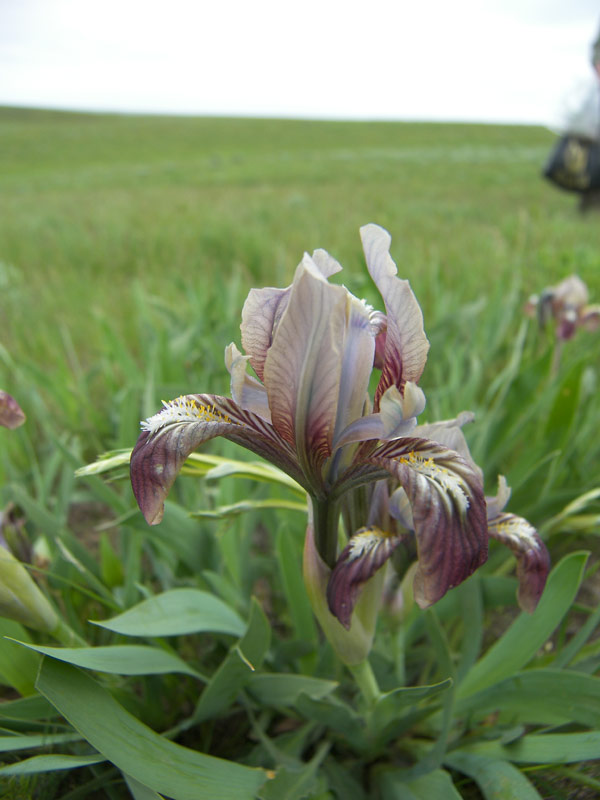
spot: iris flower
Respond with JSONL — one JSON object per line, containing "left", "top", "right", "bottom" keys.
{"left": 0, "top": 391, "right": 25, "bottom": 429}
{"left": 525, "top": 274, "right": 600, "bottom": 341}
{"left": 131, "top": 225, "right": 490, "bottom": 654}
{"left": 328, "top": 413, "right": 549, "bottom": 636}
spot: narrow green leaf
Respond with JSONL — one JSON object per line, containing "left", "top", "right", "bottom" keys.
{"left": 192, "top": 499, "right": 306, "bottom": 519}
{"left": 257, "top": 741, "right": 330, "bottom": 800}
{"left": 247, "top": 674, "right": 338, "bottom": 707}
{"left": 36, "top": 657, "right": 268, "bottom": 800}
{"left": 462, "top": 731, "right": 600, "bottom": 764}
{"left": 378, "top": 767, "right": 462, "bottom": 800}
{"left": 405, "top": 610, "right": 456, "bottom": 778}
{"left": 322, "top": 759, "right": 367, "bottom": 800}
{"left": 553, "top": 602, "right": 600, "bottom": 668}
{"left": 123, "top": 773, "right": 165, "bottom": 800}
{"left": 0, "top": 731, "right": 82, "bottom": 752}
{"left": 276, "top": 527, "right": 317, "bottom": 649}
{"left": 445, "top": 750, "right": 542, "bottom": 800}
{"left": 458, "top": 552, "right": 588, "bottom": 698}
{"left": 294, "top": 694, "right": 366, "bottom": 751}
{"left": 0, "top": 753, "right": 105, "bottom": 776}
{"left": 0, "top": 619, "right": 39, "bottom": 695}
{"left": 0, "top": 693, "right": 57, "bottom": 722}
{"left": 92, "top": 588, "right": 246, "bottom": 638}
{"left": 373, "top": 679, "right": 453, "bottom": 734}
{"left": 455, "top": 669, "right": 600, "bottom": 728}
{"left": 11, "top": 641, "right": 204, "bottom": 679}
{"left": 194, "top": 597, "right": 271, "bottom": 722}
{"left": 456, "top": 576, "right": 483, "bottom": 682}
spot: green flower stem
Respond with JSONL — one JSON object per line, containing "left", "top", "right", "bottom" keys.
{"left": 312, "top": 497, "right": 340, "bottom": 568}
{"left": 348, "top": 658, "right": 382, "bottom": 707}
{"left": 51, "top": 618, "right": 88, "bottom": 648}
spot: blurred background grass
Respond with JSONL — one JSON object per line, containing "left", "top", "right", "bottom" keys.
{"left": 0, "top": 106, "right": 599, "bottom": 526}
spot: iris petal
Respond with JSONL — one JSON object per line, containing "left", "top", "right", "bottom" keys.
{"left": 0, "top": 392, "right": 25, "bottom": 429}
{"left": 225, "top": 343, "right": 272, "bottom": 422}
{"left": 240, "top": 286, "right": 291, "bottom": 381}
{"left": 360, "top": 224, "right": 429, "bottom": 407}
{"left": 263, "top": 254, "right": 348, "bottom": 493}
{"left": 338, "top": 436, "right": 488, "bottom": 608}
{"left": 131, "top": 393, "right": 306, "bottom": 525}
{"left": 487, "top": 511, "right": 550, "bottom": 613}
{"left": 327, "top": 526, "right": 404, "bottom": 628}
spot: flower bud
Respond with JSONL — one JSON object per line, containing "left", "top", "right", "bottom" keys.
{"left": 0, "top": 547, "right": 58, "bottom": 633}
{"left": 303, "top": 525, "right": 383, "bottom": 665}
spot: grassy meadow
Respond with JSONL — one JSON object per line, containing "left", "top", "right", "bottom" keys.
{"left": 0, "top": 107, "right": 600, "bottom": 798}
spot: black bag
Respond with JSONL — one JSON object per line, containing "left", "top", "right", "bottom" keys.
{"left": 543, "top": 135, "right": 600, "bottom": 193}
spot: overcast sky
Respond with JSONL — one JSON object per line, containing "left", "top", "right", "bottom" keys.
{"left": 1, "top": 0, "right": 599, "bottom": 126}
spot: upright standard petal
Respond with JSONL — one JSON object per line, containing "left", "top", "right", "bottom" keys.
{"left": 225, "top": 343, "right": 272, "bottom": 422}
{"left": 241, "top": 286, "right": 290, "bottom": 381}
{"left": 360, "top": 224, "right": 429, "bottom": 407}
{"left": 337, "top": 437, "right": 488, "bottom": 608}
{"left": 0, "top": 392, "right": 25, "bottom": 429}
{"left": 263, "top": 254, "right": 348, "bottom": 493}
{"left": 131, "top": 394, "right": 306, "bottom": 525}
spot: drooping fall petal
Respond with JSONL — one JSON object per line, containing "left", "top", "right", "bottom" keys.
{"left": 0, "top": 392, "right": 26, "bottom": 429}
{"left": 326, "top": 526, "right": 404, "bottom": 628}
{"left": 360, "top": 224, "right": 429, "bottom": 407}
{"left": 337, "top": 436, "right": 488, "bottom": 608}
{"left": 487, "top": 511, "right": 550, "bottom": 613}
{"left": 130, "top": 394, "right": 306, "bottom": 524}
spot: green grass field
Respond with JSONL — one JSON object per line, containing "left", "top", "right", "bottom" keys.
{"left": 1, "top": 108, "right": 599, "bottom": 799}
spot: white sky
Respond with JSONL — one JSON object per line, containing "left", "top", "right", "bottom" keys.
{"left": 0, "top": 0, "right": 599, "bottom": 125}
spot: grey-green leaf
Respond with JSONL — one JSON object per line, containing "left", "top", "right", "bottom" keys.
{"left": 0, "top": 753, "right": 105, "bottom": 776}
{"left": 458, "top": 552, "right": 588, "bottom": 698}
{"left": 36, "top": 657, "right": 268, "bottom": 800}
{"left": 248, "top": 674, "right": 338, "bottom": 707}
{"left": 445, "top": 750, "right": 542, "bottom": 800}
{"left": 11, "top": 641, "right": 204, "bottom": 679}
{"left": 91, "top": 588, "right": 245, "bottom": 638}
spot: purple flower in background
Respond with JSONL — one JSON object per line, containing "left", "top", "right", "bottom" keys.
{"left": 525, "top": 274, "right": 600, "bottom": 341}
{"left": 0, "top": 392, "right": 25, "bottom": 429}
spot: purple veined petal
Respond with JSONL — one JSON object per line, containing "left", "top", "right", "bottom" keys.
{"left": 370, "top": 310, "right": 387, "bottom": 369}
{"left": 330, "top": 293, "right": 375, "bottom": 449}
{"left": 360, "top": 224, "right": 430, "bottom": 408}
{"left": 337, "top": 436, "right": 488, "bottom": 608}
{"left": 225, "top": 343, "right": 272, "bottom": 423}
{"left": 414, "top": 411, "right": 483, "bottom": 484}
{"left": 239, "top": 249, "right": 344, "bottom": 383}
{"left": 488, "top": 511, "right": 550, "bottom": 613}
{"left": 0, "top": 392, "right": 26, "bottom": 429}
{"left": 130, "top": 393, "right": 306, "bottom": 525}
{"left": 327, "top": 526, "right": 405, "bottom": 628}
{"left": 263, "top": 253, "right": 349, "bottom": 493}
{"left": 241, "top": 285, "right": 291, "bottom": 382}
{"left": 332, "top": 383, "right": 424, "bottom": 451}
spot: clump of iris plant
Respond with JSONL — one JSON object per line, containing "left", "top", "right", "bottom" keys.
{"left": 131, "top": 225, "right": 549, "bottom": 669}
